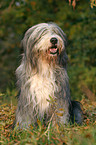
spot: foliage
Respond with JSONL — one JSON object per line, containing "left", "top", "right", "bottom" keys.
{"left": 0, "top": 97, "right": 96, "bottom": 144}
{"left": 68, "top": 0, "right": 96, "bottom": 8}
{"left": 90, "top": 0, "right": 96, "bottom": 8}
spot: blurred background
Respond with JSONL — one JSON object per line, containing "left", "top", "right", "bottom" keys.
{"left": 0, "top": 0, "right": 96, "bottom": 104}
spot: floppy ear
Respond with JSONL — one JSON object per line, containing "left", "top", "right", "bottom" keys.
{"left": 21, "top": 29, "right": 38, "bottom": 71}
{"left": 21, "top": 25, "right": 38, "bottom": 54}
{"left": 58, "top": 49, "right": 68, "bottom": 68}
{"left": 21, "top": 33, "right": 31, "bottom": 54}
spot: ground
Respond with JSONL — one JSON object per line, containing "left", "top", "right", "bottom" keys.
{"left": 0, "top": 98, "right": 96, "bottom": 145}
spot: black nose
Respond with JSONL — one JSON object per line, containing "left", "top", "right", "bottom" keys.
{"left": 50, "top": 37, "right": 58, "bottom": 44}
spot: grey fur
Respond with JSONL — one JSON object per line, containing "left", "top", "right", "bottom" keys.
{"left": 15, "top": 23, "right": 83, "bottom": 128}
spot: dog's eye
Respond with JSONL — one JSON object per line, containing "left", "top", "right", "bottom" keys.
{"left": 41, "top": 29, "right": 48, "bottom": 37}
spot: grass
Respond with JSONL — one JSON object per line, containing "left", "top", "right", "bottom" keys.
{"left": 0, "top": 94, "right": 96, "bottom": 145}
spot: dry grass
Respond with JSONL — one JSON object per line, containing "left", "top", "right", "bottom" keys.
{"left": 0, "top": 96, "right": 96, "bottom": 145}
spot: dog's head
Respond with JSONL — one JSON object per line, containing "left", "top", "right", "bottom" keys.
{"left": 22, "top": 23, "right": 68, "bottom": 67}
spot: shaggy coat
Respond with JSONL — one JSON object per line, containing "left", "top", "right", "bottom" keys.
{"left": 16, "top": 23, "right": 82, "bottom": 128}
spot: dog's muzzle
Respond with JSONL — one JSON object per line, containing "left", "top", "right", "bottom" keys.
{"left": 50, "top": 37, "right": 58, "bottom": 44}
{"left": 49, "top": 37, "right": 58, "bottom": 56}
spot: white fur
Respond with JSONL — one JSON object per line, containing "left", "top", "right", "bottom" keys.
{"left": 23, "top": 59, "right": 58, "bottom": 116}
{"left": 30, "top": 65, "right": 58, "bottom": 116}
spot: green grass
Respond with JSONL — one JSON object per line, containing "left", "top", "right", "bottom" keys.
{"left": 0, "top": 94, "right": 96, "bottom": 145}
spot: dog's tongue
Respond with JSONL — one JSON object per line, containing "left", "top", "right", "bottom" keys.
{"left": 50, "top": 48, "right": 57, "bottom": 53}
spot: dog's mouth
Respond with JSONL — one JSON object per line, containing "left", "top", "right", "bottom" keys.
{"left": 48, "top": 45, "right": 58, "bottom": 56}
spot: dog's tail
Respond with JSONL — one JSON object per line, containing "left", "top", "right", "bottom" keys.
{"left": 69, "top": 101, "right": 83, "bottom": 124}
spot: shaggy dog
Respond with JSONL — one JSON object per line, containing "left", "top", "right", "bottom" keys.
{"left": 16, "top": 22, "right": 83, "bottom": 128}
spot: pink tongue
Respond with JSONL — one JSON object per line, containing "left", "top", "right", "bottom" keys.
{"left": 50, "top": 48, "right": 57, "bottom": 53}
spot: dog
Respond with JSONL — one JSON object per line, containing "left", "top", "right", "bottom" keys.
{"left": 15, "top": 22, "right": 83, "bottom": 128}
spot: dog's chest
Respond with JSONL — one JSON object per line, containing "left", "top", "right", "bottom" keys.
{"left": 30, "top": 69, "right": 58, "bottom": 113}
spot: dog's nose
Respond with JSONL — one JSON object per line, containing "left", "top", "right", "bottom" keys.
{"left": 50, "top": 37, "right": 58, "bottom": 44}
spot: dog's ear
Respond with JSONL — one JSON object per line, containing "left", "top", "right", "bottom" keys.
{"left": 21, "top": 25, "right": 38, "bottom": 54}
{"left": 21, "top": 35, "right": 30, "bottom": 54}
{"left": 58, "top": 50, "right": 68, "bottom": 68}
{"left": 64, "top": 35, "right": 68, "bottom": 47}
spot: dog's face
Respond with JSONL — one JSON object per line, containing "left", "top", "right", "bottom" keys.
{"left": 36, "top": 32, "right": 64, "bottom": 57}
{"left": 22, "top": 23, "right": 67, "bottom": 64}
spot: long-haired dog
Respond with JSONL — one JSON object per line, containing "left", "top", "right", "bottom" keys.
{"left": 16, "top": 22, "right": 83, "bottom": 128}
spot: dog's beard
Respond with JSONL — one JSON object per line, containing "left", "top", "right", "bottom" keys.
{"left": 35, "top": 40, "right": 62, "bottom": 65}
{"left": 38, "top": 47, "right": 61, "bottom": 65}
